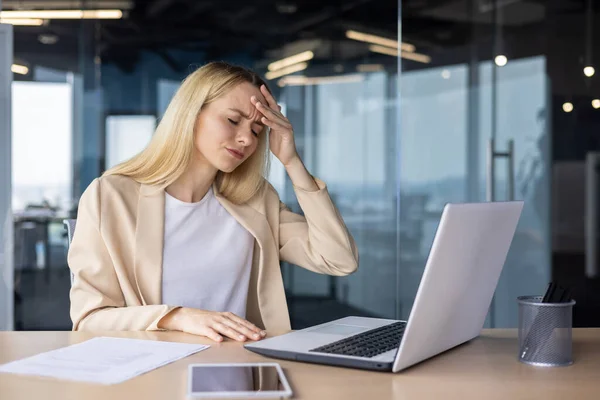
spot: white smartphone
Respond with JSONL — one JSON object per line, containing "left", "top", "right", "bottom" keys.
{"left": 187, "top": 362, "right": 292, "bottom": 398}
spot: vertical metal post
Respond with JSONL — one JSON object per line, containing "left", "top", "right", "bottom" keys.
{"left": 585, "top": 153, "right": 600, "bottom": 278}
{"left": 0, "top": 21, "right": 14, "bottom": 330}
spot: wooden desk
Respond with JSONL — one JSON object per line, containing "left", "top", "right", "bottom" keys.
{"left": 1, "top": 329, "right": 599, "bottom": 399}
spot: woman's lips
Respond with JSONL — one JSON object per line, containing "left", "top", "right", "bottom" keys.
{"left": 227, "top": 148, "right": 244, "bottom": 159}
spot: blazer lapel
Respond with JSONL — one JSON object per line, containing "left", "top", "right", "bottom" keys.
{"left": 213, "top": 184, "right": 269, "bottom": 249}
{"left": 213, "top": 185, "right": 269, "bottom": 262}
{"left": 213, "top": 186, "right": 270, "bottom": 313}
{"left": 214, "top": 184, "right": 291, "bottom": 331}
{"left": 134, "top": 183, "right": 165, "bottom": 305}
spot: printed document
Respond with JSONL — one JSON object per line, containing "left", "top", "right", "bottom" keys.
{"left": 0, "top": 336, "right": 209, "bottom": 385}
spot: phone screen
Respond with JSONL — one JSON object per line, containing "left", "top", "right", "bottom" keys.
{"left": 189, "top": 365, "right": 288, "bottom": 395}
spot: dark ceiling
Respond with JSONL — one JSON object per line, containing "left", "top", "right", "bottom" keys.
{"left": 4, "top": 0, "right": 600, "bottom": 81}
{"left": 7, "top": 0, "right": 399, "bottom": 73}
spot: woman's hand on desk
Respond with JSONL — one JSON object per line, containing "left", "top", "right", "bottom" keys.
{"left": 158, "top": 308, "right": 267, "bottom": 342}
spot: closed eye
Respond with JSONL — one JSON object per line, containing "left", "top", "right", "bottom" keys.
{"left": 230, "top": 118, "right": 259, "bottom": 137}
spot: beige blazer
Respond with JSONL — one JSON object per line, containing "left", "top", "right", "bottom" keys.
{"left": 68, "top": 174, "right": 359, "bottom": 334}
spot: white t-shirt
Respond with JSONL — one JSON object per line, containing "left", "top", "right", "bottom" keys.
{"left": 161, "top": 186, "right": 254, "bottom": 318}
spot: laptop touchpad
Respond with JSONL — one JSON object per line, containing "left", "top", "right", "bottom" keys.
{"left": 309, "top": 324, "right": 368, "bottom": 335}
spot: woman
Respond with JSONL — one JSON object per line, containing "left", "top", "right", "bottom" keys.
{"left": 68, "top": 61, "right": 358, "bottom": 343}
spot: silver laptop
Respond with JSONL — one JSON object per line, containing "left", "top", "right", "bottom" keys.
{"left": 245, "top": 201, "right": 524, "bottom": 372}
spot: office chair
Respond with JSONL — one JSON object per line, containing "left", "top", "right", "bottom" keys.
{"left": 63, "top": 219, "right": 76, "bottom": 286}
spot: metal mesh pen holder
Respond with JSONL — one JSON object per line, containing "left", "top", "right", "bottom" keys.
{"left": 517, "top": 296, "right": 576, "bottom": 367}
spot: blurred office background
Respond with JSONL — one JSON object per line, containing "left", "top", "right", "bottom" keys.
{"left": 0, "top": 0, "right": 599, "bottom": 331}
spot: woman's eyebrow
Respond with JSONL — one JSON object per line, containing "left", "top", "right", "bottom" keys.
{"left": 228, "top": 107, "right": 263, "bottom": 125}
{"left": 228, "top": 108, "right": 250, "bottom": 118}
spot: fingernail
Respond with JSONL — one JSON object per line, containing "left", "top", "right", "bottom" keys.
{"left": 254, "top": 333, "right": 260, "bottom": 339}
{"left": 251, "top": 96, "right": 256, "bottom": 101}
{"left": 260, "top": 331, "right": 267, "bottom": 336}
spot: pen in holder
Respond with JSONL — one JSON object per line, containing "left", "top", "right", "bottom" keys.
{"left": 517, "top": 295, "right": 575, "bottom": 367}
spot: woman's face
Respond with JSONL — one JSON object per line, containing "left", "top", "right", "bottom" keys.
{"left": 194, "top": 82, "right": 267, "bottom": 173}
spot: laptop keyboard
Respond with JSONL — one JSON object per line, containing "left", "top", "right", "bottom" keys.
{"left": 308, "top": 321, "right": 407, "bottom": 358}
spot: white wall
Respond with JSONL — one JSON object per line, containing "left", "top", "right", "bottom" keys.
{"left": 0, "top": 23, "right": 14, "bottom": 331}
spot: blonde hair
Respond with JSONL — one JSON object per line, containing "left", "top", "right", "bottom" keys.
{"left": 104, "top": 61, "right": 271, "bottom": 204}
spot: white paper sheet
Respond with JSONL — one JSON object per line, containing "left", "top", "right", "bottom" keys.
{"left": 0, "top": 337, "right": 210, "bottom": 385}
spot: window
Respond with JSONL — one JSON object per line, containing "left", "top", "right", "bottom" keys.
{"left": 12, "top": 82, "right": 72, "bottom": 212}
{"left": 105, "top": 115, "right": 156, "bottom": 170}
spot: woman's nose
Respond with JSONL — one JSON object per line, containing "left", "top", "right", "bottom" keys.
{"left": 236, "top": 130, "right": 253, "bottom": 146}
